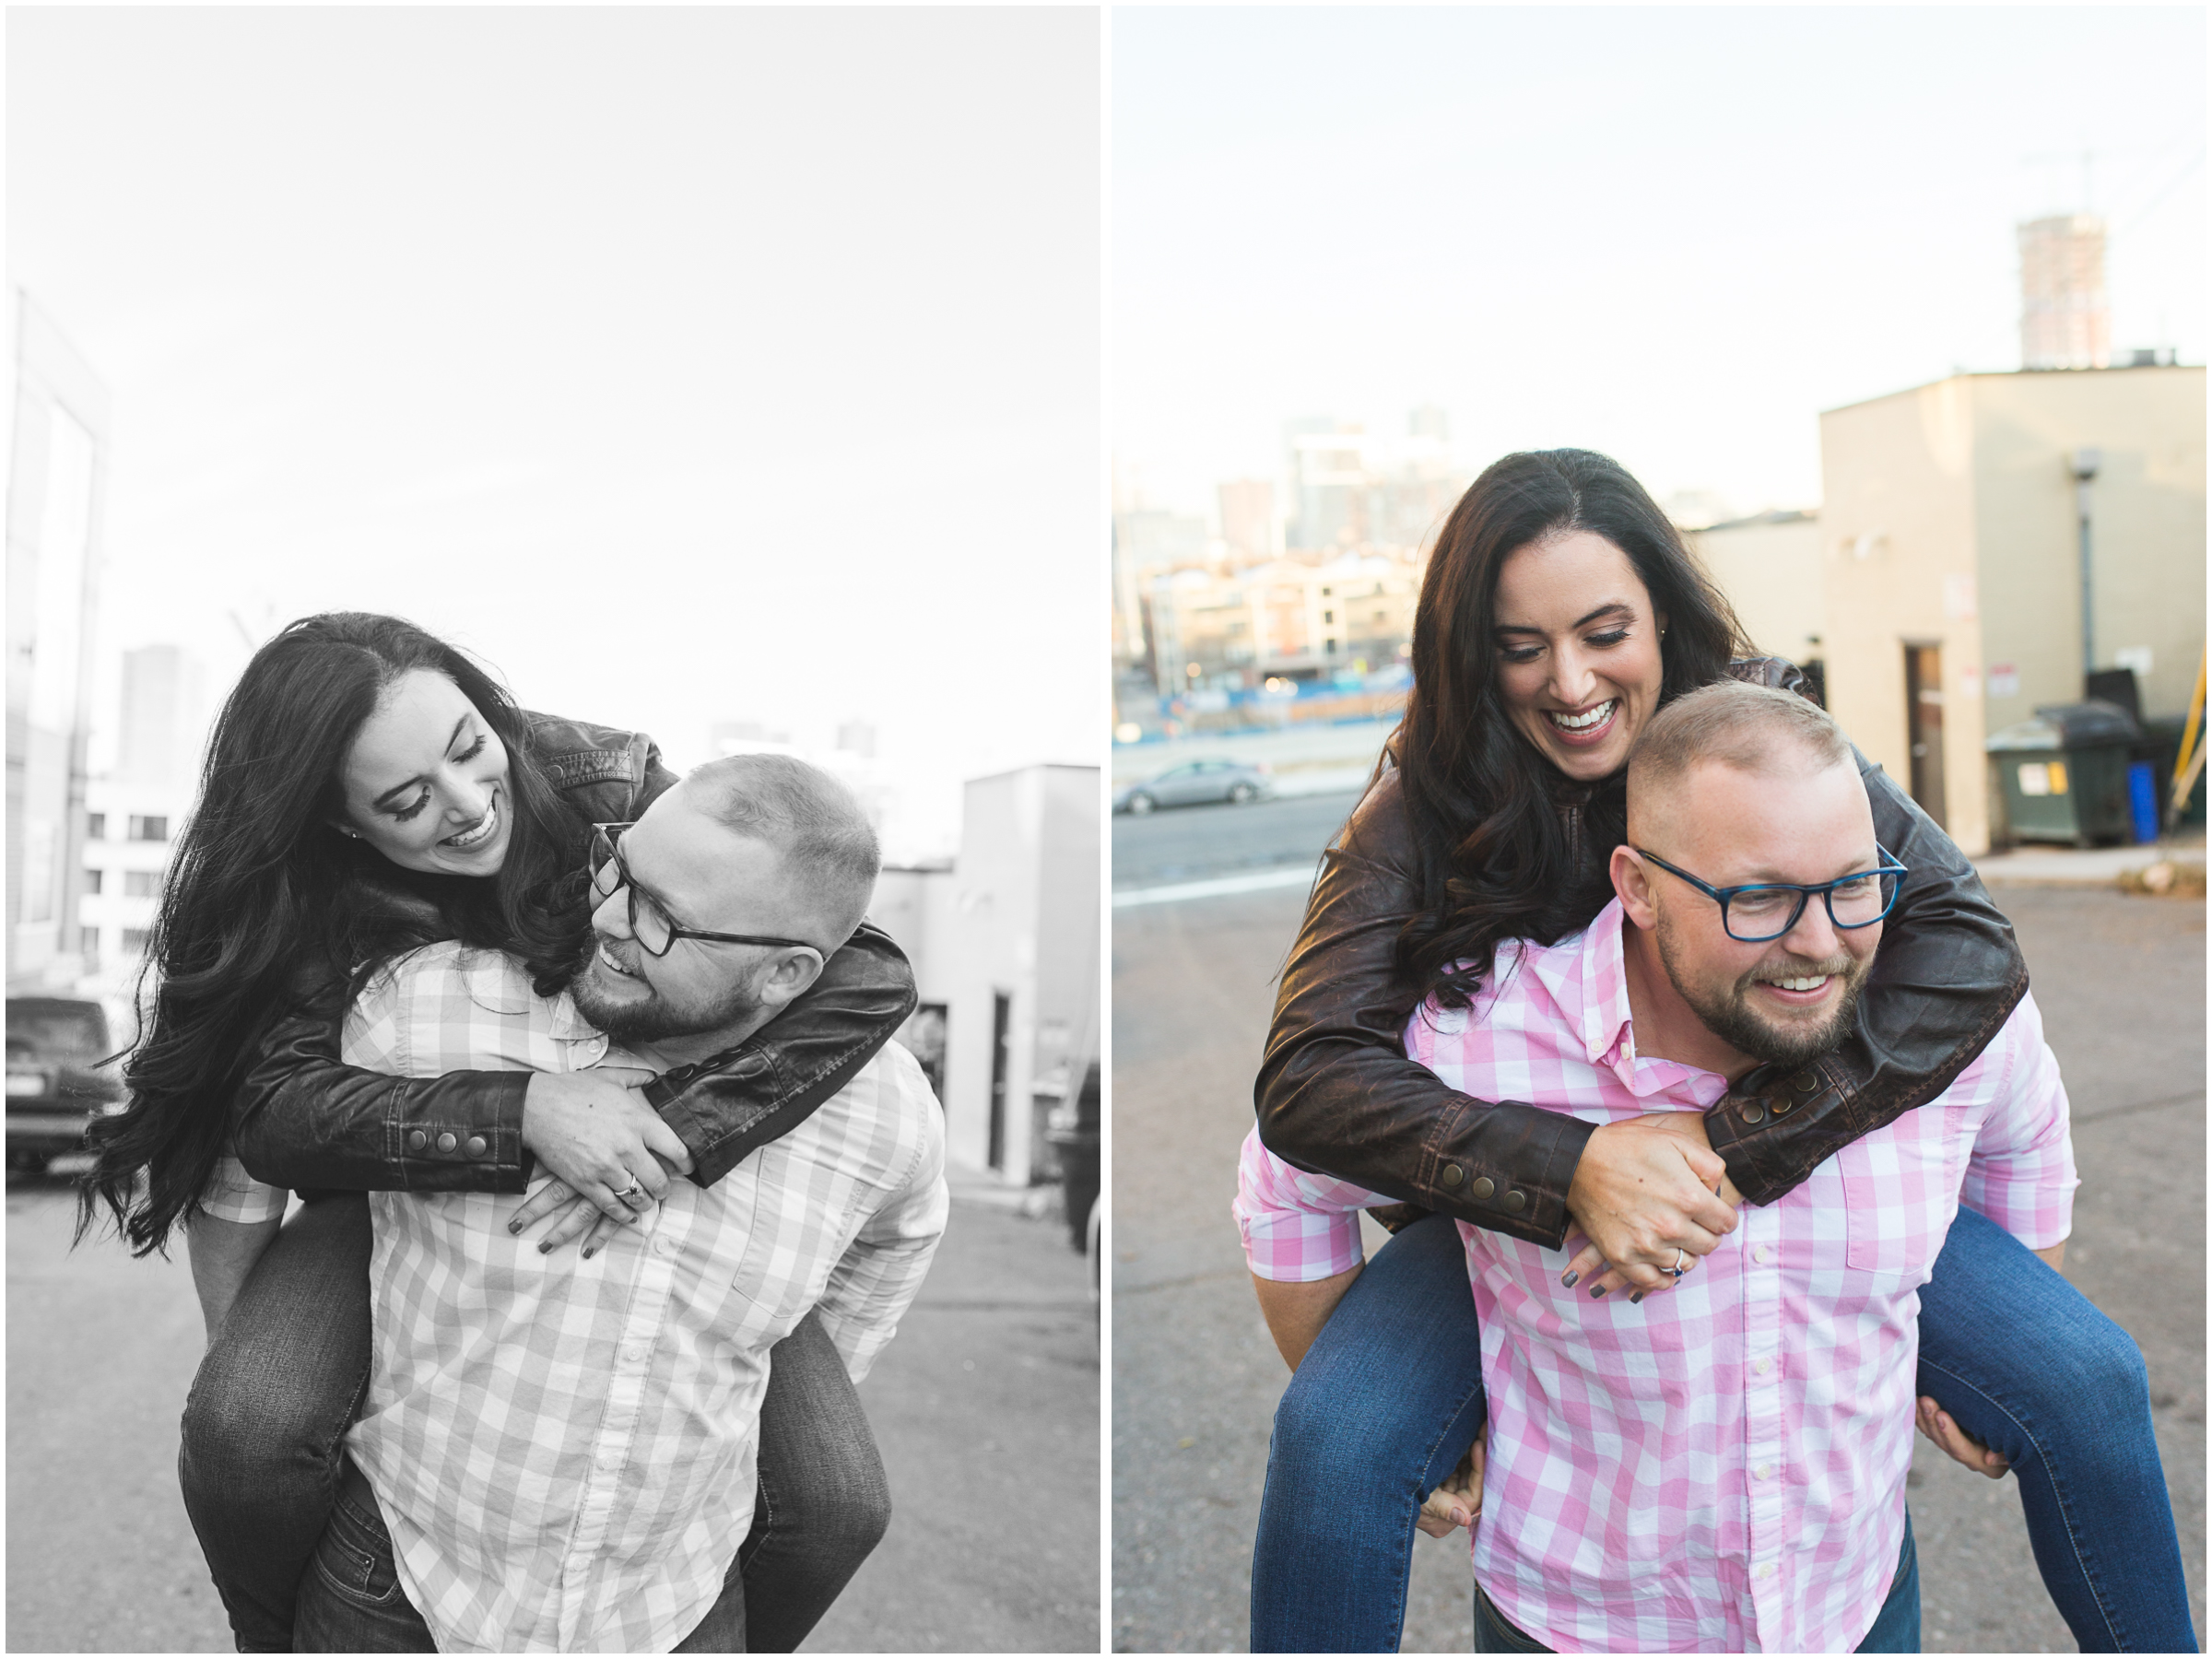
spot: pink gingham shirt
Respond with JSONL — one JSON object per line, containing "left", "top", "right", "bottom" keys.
{"left": 1235, "top": 900, "right": 2074, "bottom": 1653}
{"left": 338, "top": 943, "right": 947, "bottom": 1653}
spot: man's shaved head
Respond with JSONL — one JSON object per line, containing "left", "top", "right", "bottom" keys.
{"left": 684, "top": 752, "right": 880, "bottom": 948}
{"left": 1627, "top": 680, "right": 1854, "bottom": 846}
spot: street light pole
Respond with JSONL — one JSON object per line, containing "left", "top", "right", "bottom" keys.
{"left": 2070, "top": 448, "right": 2101, "bottom": 692}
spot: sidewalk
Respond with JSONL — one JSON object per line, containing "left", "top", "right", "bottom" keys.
{"left": 1973, "top": 838, "right": 2206, "bottom": 886}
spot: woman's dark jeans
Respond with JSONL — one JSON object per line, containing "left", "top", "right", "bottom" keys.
{"left": 1250, "top": 1206, "right": 2198, "bottom": 1653}
{"left": 180, "top": 1192, "right": 889, "bottom": 1654}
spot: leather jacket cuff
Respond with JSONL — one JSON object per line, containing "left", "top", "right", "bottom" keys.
{"left": 1418, "top": 1099, "right": 1597, "bottom": 1251}
{"left": 381, "top": 1072, "right": 534, "bottom": 1192}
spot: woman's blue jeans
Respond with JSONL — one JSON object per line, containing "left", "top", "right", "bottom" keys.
{"left": 178, "top": 1192, "right": 888, "bottom": 1653}
{"left": 1250, "top": 1206, "right": 2197, "bottom": 1653}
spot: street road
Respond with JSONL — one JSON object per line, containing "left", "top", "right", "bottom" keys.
{"left": 1112, "top": 791, "right": 1361, "bottom": 892}
{"left": 7, "top": 1181, "right": 1098, "bottom": 1653}
{"left": 1112, "top": 814, "right": 2206, "bottom": 1653}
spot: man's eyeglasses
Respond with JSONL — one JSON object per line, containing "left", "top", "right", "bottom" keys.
{"left": 588, "top": 823, "right": 818, "bottom": 959}
{"left": 1633, "top": 846, "right": 1909, "bottom": 944}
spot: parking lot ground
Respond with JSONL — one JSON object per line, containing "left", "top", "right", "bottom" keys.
{"left": 8, "top": 1175, "right": 1098, "bottom": 1654}
{"left": 1111, "top": 879, "right": 2206, "bottom": 1653}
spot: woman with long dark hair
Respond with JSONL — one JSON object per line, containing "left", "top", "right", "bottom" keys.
{"left": 1244, "top": 451, "right": 2194, "bottom": 1652}
{"left": 80, "top": 612, "right": 915, "bottom": 1653}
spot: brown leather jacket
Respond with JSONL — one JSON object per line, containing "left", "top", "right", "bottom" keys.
{"left": 1253, "top": 660, "right": 2030, "bottom": 1252}
{"left": 229, "top": 712, "right": 917, "bottom": 1195}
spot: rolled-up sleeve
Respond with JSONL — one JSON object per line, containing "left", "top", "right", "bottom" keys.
{"left": 1959, "top": 994, "right": 2077, "bottom": 1251}
{"left": 1233, "top": 1126, "right": 1384, "bottom": 1282}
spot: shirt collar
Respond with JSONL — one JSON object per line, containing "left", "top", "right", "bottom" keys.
{"left": 1520, "top": 900, "right": 1728, "bottom": 1101}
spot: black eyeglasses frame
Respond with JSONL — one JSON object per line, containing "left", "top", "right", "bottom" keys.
{"left": 588, "top": 822, "right": 818, "bottom": 959}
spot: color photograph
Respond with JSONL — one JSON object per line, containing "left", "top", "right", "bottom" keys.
{"left": 1111, "top": 7, "right": 2204, "bottom": 1653}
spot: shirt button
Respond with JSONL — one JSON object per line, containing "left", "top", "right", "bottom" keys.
{"left": 465, "top": 1135, "right": 488, "bottom": 1157}
{"left": 1471, "top": 1176, "right": 1496, "bottom": 1200}
{"left": 435, "top": 1132, "right": 458, "bottom": 1153}
{"left": 1757, "top": 1561, "right": 1776, "bottom": 1580}
{"left": 1754, "top": 1244, "right": 1772, "bottom": 1265}
{"left": 1756, "top": 1357, "right": 1774, "bottom": 1375}
{"left": 622, "top": 1342, "right": 650, "bottom": 1365}
{"left": 653, "top": 1232, "right": 678, "bottom": 1257}
{"left": 597, "top": 1451, "right": 620, "bottom": 1472}
{"left": 406, "top": 1130, "right": 429, "bottom": 1152}
{"left": 1755, "top": 1463, "right": 1774, "bottom": 1480}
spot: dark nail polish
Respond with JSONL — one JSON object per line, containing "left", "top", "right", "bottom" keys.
{"left": 1630, "top": 1290, "right": 1645, "bottom": 1304}
{"left": 1561, "top": 1270, "right": 1580, "bottom": 1288}
{"left": 508, "top": 1222, "right": 521, "bottom": 1234}
{"left": 582, "top": 1247, "right": 595, "bottom": 1260}
{"left": 1590, "top": 1285, "right": 1607, "bottom": 1299}
{"left": 537, "top": 1241, "right": 551, "bottom": 1254}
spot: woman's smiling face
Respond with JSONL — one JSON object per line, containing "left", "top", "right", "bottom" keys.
{"left": 1491, "top": 530, "right": 1668, "bottom": 782}
{"left": 336, "top": 669, "right": 514, "bottom": 877}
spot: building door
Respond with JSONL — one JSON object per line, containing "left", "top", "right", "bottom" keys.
{"left": 986, "top": 992, "right": 1012, "bottom": 1171}
{"left": 1903, "top": 643, "right": 1947, "bottom": 830}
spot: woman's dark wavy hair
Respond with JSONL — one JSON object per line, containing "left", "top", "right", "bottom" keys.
{"left": 77, "top": 613, "right": 596, "bottom": 1257}
{"left": 1387, "top": 449, "right": 1751, "bottom": 1012}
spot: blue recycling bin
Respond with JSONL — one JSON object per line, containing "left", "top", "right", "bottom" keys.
{"left": 2128, "top": 762, "right": 2160, "bottom": 844}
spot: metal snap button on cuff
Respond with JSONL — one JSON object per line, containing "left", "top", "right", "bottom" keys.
{"left": 1740, "top": 1102, "right": 1767, "bottom": 1125}
{"left": 1441, "top": 1163, "right": 1465, "bottom": 1189}
{"left": 1502, "top": 1190, "right": 1527, "bottom": 1214}
{"left": 464, "top": 1135, "right": 488, "bottom": 1157}
{"left": 406, "top": 1130, "right": 429, "bottom": 1152}
{"left": 1471, "top": 1176, "right": 1495, "bottom": 1200}
{"left": 435, "top": 1131, "right": 458, "bottom": 1153}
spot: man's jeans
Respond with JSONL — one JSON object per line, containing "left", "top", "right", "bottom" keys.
{"left": 1470, "top": 1510, "right": 1920, "bottom": 1653}
{"left": 295, "top": 1461, "right": 755, "bottom": 1653}
{"left": 183, "top": 1193, "right": 889, "bottom": 1653}
{"left": 1251, "top": 1206, "right": 2197, "bottom": 1653}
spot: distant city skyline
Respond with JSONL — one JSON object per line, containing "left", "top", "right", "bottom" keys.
{"left": 1116, "top": 6, "right": 2204, "bottom": 521}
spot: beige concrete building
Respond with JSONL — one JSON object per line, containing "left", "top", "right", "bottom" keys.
{"left": 1818, "top": 362, "right": 2205, "bottom": 853}
{"left": 871, "top": 762, "right": 1098, "bottom": 1188}
{"left": 1687, "top": 510, "right": 1825, "bottom": 668}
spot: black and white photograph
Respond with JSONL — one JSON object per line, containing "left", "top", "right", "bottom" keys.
{"left": 8, "top": 7, "right": 1100, "bottom": 1653}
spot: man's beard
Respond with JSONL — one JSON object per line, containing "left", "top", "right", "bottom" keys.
{"left": 1654, "top": 915, "right": 1871, "bottom": 1069}
{"left": 570, "top": 946, "right": 770, "bottom": 1046}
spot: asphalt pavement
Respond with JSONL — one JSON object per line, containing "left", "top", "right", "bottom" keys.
{"left": 1111, "top": 798, "right": 2206, "bottom": 1653}
{"left": 7, "top": 1174, "right": 1098, "bottom": 1653}
{"left": 1111, "top": 791, "right": 1361, "bottom": 893}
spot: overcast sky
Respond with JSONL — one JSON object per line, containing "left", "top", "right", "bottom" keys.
{"left": 10, "top": 6, "right": 1100, "bottom": 851}
{"left": 1115, "top": 6, "right": 2205, "bottom": 522}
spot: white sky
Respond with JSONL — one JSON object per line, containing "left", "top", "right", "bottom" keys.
{"left": 9, "top": 6, "right": 1102, "bottom": 853}
{"left": 1115, "top": 6, "right": 2206, "bottom": 522}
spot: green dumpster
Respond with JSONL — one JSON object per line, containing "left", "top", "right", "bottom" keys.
{"left": 1986, "top": 700, "right": 2143, "bottom": 847}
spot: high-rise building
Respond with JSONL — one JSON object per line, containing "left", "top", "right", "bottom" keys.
{"left": 7, "top": 295, "right": 111, "bottom": 993}
{"left": 1217, "top": 478, "right": 1276, "bottom": 564}
{"left": 115, "top": 644, "right": 210, "bottom": 787}
{"left": 2018, "top": 214, "right": 2111, "bottom": 371}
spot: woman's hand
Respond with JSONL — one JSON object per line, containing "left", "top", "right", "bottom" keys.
{"left": 508, "top": 1179, "right": 634, "bottom": 1258}
{"left": 1416, "top": 1427, "right": 1488, "bottom": 1538}
{"left": 1561, "top": 1112, "right": 1741, "bottom": 1299}
{"left": 1917, "top": 1395, "right": 2009, "bottom": 1478}
{"left": 519, "top": 1070, "right": 694, "bottom": 1228}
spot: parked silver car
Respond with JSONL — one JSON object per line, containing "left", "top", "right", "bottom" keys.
{"left": 1113, "top": 758, "right": 1274, "bottom": 814}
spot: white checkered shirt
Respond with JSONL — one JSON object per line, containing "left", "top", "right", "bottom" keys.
{"left": 1235, "top": 900, "right": 2075, "bottom": 1653}
{"left": 337, "top": 943, "right": 947, "bottom": 1653}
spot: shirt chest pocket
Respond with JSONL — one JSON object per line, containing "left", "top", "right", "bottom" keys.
{"left": 723, "top": 1143, "right": 864, "bottom": 1321}
{"left": 1836, "top": 1110, "right": 1965, "bottom": 1275}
